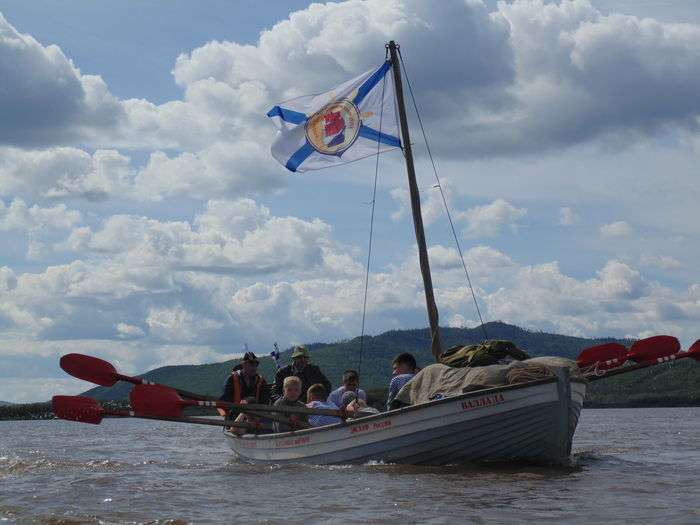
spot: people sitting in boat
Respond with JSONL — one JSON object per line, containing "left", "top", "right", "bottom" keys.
{"left": 386, "top": 352, "right": 418, "bottom": 410}
{"left": 272, "top": 376, "right": 309, "bottom": 432}
{"left": 219, "top": 351, "right": 269, "bottom": 420}
{"left": 230, "top": 396, "right": 272, "bottom": 436}
{"left": 272, "top": 345, "right": 331, "bottom": 403}
{"left": 328, "top": 369, "right": 367, "bottom": 408}
{"left": 305, "top": 383, "right": 341, "bottom": 427}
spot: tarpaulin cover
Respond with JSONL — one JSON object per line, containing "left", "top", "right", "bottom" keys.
{"left": 395, "top": 357, "right": 581, "bottom": 406}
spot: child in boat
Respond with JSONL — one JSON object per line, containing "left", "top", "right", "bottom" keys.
{"left": 272, "top": 376, "right": 308, "bottom": 432}
{"left": 305, "top": 383, "right": 341, "bottom": 427}
{"left": 386, "top": 352, "right": 418, "bottom": 410}
{"left": 328, "top": 369, "right": 367, "bottom": 408}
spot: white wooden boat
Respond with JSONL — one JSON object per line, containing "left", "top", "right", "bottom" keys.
{"left": 225, "top": 369, "right": 586, "bottom": 466}
{"left": 233, "top": 41, "right": 588, "bottom": 466}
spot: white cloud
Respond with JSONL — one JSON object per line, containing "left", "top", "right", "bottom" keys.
{"left": 458, "top": 198, "right": 527, "bottom": 237}
{"left": 0, "top": 146, "right": 133, "bottom": 201}
{"left": 640, "top": 254, "right": 683, "bottom": 269}
{"left": 3, "top": 0, "right": 700, "bottom": 205}
{"left": 58, "top": 198, "right": 350, "bottom": 276}
{"left": 600, "top": 220, "right": 632, "bottom": 237}
{"left": 0, "top": 13, "right": 122, "bottom": 147}
{"left": 483, "top": 259, "right": 697, "bottom": 340}
{"left": 559, "top": 206, "right": 578, "bottom": 226}
{"left": 0, "top": 198, "right": 81, "bottom": 232}
{"left": 115, "top": 322, "right": 145, "bottom": 339}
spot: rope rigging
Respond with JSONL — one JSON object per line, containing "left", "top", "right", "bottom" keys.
{"left": 357, "top": 48, "right": 389, "bottom": 376}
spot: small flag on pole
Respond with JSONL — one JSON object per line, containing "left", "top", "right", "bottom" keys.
{"left": 267, "top": 62, "right": 401, "bottom": 173}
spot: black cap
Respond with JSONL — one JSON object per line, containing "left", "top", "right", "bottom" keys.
{"left": 242, "top": 351, "right": 259, "bottom": 364}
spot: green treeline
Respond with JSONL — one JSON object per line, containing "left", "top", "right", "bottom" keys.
{"left": 3, "top": 322, "right": 699, "bottom": 420}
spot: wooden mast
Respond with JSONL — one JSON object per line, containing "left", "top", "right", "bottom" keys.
{"left": 387, "top": 40, "right": 442, "bottom": 361}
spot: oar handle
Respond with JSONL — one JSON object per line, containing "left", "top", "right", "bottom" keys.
{"left": 245, "top": 410, "right": 310, "bottom": 429}
{"left": 586, "top": 352, "right": 691, "bottom": 382}
{"left": 101, "top": 407, "right": 272, "bottom": 431}
{"left": 184, "top": 399, "right": 347, "bottom": 418}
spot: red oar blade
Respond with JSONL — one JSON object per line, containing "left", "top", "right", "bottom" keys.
{"left": 59, "top": 353, "right": 119, "bottom": 387}
{"left": 687, "top": 339, "right": 700, "bottom": 361}
{"left": 52, "top": 395, "right": 103, "bottom": 424}
{"left": 577, "top": 343, "right": 628, "bottom": 370}
{"left": 628, "top": 335, "right": 680, "bottom": 362}
{"left": 130, "top": 384, "right": 185, "bottom": 418}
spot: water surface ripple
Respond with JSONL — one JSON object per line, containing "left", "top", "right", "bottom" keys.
{"left": 1, "top": 408, "right": 698, "bottom": 524}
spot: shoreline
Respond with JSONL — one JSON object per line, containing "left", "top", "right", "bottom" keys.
{"left": 2, "top": 399, "right": 700, "bottom": 421}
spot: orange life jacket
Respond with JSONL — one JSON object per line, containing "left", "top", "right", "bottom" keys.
{"left": 231, "top": 371, "right": 264, "bottom": 404}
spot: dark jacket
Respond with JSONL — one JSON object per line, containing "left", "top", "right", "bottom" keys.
{"left": 272, "top": 363, "right": 332, "bottom": 403}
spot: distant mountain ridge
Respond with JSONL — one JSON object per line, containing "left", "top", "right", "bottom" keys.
{"left": 79, "top": 321, "right": 700, "bottom": 407}
{"left": 84, "top": 321, "right": 618, "bottom": 400}
{"left": 0, "top": 401, "right": 14, "bottom": 406}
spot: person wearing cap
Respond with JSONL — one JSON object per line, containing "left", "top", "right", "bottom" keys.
{"left": 272, "top": 345, "right": 331, "bottom": 403}
{"left": 219, "top": 351, "right": 269, "bottom": 419}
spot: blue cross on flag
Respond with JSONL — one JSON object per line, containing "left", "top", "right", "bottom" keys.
{"left": 267, "top": 61, "right": 401, "bottom": 172}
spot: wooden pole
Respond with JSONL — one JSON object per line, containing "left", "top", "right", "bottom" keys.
{"left": 387, "top": 41, "right": 442, "bottom": 361}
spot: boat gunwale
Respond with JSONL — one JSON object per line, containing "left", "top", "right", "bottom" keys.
{"left": 228, "top": 373, "right": 582, "bottom": 443}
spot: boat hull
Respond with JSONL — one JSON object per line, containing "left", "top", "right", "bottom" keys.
{"left": 225, "top": 368, "right": 586, "bottom": 466}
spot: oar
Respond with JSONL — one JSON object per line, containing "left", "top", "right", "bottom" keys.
{"left": 626, "top": 335, "right": 680, "bottom": 362}
{"left": 586, "top": 338, "right": 699, "bottom": 382}
{"left": 51, "top": 395, "right": 271, "bottom": 431}
{"left": 130, "top": 384, "right": 358, "bottom": 421}
{"left": 577, "top": 335, "right": 678, "bottom": 374}
{"left": 576, "top": 342, "right": 628, "bottom": 371}
{"left": 60, "top": 353, "right": 210, "bottom": 400}
{"left": 129, "top": 384, "right": 310, "bottom": 429}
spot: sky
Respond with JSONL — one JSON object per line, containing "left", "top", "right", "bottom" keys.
{"left": 1, "top": 0, "right": 699, "bottom": 402}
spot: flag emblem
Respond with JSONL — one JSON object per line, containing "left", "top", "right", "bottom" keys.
{"left": 267, "top": 62, "right": 401, "bottom": 172}
{"left": 306, "top": 99, "right": 361, "bottom": 155}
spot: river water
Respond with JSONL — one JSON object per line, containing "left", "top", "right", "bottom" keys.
{"left": 1, "top": 407, "right": 698, "bottom": 524}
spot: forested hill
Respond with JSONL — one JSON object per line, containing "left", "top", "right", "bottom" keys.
{"left": 80, "top": 320, "right": 700, "bottom": 406}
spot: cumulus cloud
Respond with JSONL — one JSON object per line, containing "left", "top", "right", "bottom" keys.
{"left": 640, "top": 254, "right": 683, "bottom": 269}
{"left": 3, "top": 0, "right": 700, "bottom": 203}
{"left": 0, "top": 13, "right": 122, "bottom": 146}
{"left": 482, "top": 259, "right": 697, "bottom": 340}
{"left": 559, "top": 206, "right": 578, "bottom": 226}
{"left": 58, "top": 198, "right": 352, "bottom": 276}
{"left": 600, "top": 220, "right": 632, "bottom": 237}
{"left": 0, "top": 147, "right": 133, "bottom": 201}
{"left": 458, "top": 198, "right": 527, "bottom": 237}
{"left": 0, "top": 198, "right": 81, "bottom": 232}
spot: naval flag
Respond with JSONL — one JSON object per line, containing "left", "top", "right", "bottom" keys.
{"left": 267, "top": 62, "right": 401, "bottom": 172}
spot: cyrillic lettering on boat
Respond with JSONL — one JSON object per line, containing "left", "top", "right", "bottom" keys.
{"left": 350, "top": 419, "right": 392, "bottom": 434}
{"left": 460, "top": 393, "right": 505, "bottom": 411}
{"left": 274, "top": 435, "right": 311, "bottom": 448}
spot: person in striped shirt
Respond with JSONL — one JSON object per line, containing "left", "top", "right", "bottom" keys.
{"left": 386, "top": 352, "right": 418, "bottom": 410}
{"left": 305, "top": 383, "right": 342, "bottom": 427}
